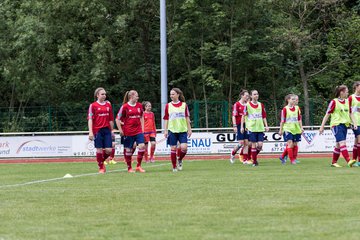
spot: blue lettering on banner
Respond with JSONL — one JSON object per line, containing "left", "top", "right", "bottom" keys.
{"left": 187, "top": 138, "right": 211, "bottom": 148}
{"left": 16, "top": 140, "right": 57, "bottom": 154}
{"left": 302, "top": 132, "right": 316, "bottom": 145}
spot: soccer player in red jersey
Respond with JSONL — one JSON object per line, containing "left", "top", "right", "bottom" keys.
{"left": 88, "top": 87, "right": 114, "bottom": 173}
{"left": 229, "top": 90, "right": 250, "bottom": 164}
{"left": 348, "top": 81, "right": 360, "bottom": 166}
{"left": 142, "top": 101, "right": 157, "bottom": 163}
{"left": 241, "top": 90, "right": 269, "bottom": 166}
{"left": 163, "top": 88, "right": 192, "bottom": 172}
{"left": 116, "top": 90, "right": 146, "bottom": 173}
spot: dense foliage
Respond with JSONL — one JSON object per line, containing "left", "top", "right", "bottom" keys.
{"left": 0, "top": 0, "right": 359, "bottom": 131}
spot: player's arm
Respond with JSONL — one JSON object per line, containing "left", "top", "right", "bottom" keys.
{"left": 88, "top": 119, "right": 94, "bottom": 140}
{"left": 263, "top": 118, "right": 269, "bottom": 132}
{"left": 232, "top": 116, "right": 237, "bottom": 133}
{"left": 164, "top": 120, "right": 169, "bottom": 138}
{"left": 87, "top": 104, "right": 94, "bottom": 140}
{"left": 278, "top": 108, "right": 286, "bottom": 136}
{"left": 319, "top": 114, "right": 330, "bottom": 134}
{"left": 298, "top": 109, "right": 304, "bottom": 132}
{"left": 262, "top": 103, "right": 269, "bottom": 132}
{"left": 186, "top": 117, "right": 192, "bottom": 137}
{"left": 320, "top": 100, "right": 334, "bottom": 134}
{"left": 240, "top": 115, "right": 245, "bottom": 133}
{"left": 116, "top": 106, "right": 125, "bottom": 136}
{"left": 153, "top": 115, "right": 157, "bottom": 136}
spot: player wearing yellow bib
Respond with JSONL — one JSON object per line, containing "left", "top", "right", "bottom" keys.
{"left": 163, "top": 88, "right": 192, "bottom": 172}
{"left": 319, "top": 85, "right": 357, "bottom": 167}
{"left": 279, "top": 95, "right": 301, "bottom": 163}
{"left": 241, "top": 90, "right": 269, "bottom": 166}
{"left": 279, "top": 94, "right": 304, "bottom": 165}
{"left": 349, "top": 81, "right": 360, "bottom": 166}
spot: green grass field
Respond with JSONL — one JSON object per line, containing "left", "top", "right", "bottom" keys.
{"left": 1, "top": 158, "right": 360, "bottom": 240}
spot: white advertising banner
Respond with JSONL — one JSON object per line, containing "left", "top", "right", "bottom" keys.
{"left": 0, "top": 130, "right": 356, "bottom": 158}
{"left": 0, "top": 136, "right": 73, "bottom": 158}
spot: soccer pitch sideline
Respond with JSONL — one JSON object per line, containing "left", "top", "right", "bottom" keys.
{"left": 1, "top": 159, "right": 360, "bottom": 240}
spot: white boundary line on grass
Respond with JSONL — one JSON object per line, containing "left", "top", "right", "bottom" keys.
{"left": 0, "top": 162, "right": 172, "bottom": 189}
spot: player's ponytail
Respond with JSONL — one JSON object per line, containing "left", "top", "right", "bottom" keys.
{"left": 334, "top": 85, "right": 348, "bottom": 98}
{"left": 94, "top": 87, "right": 105, "bottom": 101}
{"left": 284, "top": 94, "right": 293, "bottom": 107}
{"left": 123, "top": 91, "right": 130, "bottom": 104}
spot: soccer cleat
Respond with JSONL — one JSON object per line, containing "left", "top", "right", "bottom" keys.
{"left": 104, "top": 161, "right": 108, "bottom": 165}
{"left": 177, "top": 160, "right": 183, "bottom": 171}
{"left": 109, "top": 159, "right": 117, "bottom": 164}
{"left": 331, "top": 163, "right": 342, "bottom": 168}
{"left": 172, "top": 168, "right": 178, "bottom": 172}
{"left": 347, "top": 159, "right": 356, "bottom": 168}
{"left": 295, "top": 159, "right": 300, "bottom": 164}
{"left": 150, "top": 157, "right": 155, "bottom": 163}
{"left": 229, "top": 154, "right": 235, "bottom": 164}
{"left": 136, "top": 166, "right": 146, "bottom": 173}
{"left": 243, "top": 160, "right": 253, "bottom": 165}
{"left": 98, "top": 165, "right": 106, "bottom": 174}
{"left": 128, "top": 168, "right": 135, "bottom": 173}
{"left": 279, "top": 156, "right": 286, "bottom": 165}
{"left": 252, "top": 162, "right": 259, "bottom": 167}
{"left": 354, "top": 162, "right": 360, "bottom": 167}
{"left": 284, "top": 156, "right": 288, "bottom": 162}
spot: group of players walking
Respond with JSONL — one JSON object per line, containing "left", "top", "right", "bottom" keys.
{"left": 88, "top": 82, "right": 360, "bottom": 173}
{"left": 88, "top": 87, "right": 191, "bottom": 173}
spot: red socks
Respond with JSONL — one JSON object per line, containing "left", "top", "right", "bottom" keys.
{"left": 293, "top": 146, "right": 298, "bottom": 160}
{"left": 332, "top": 147, "right": 340, "bottom": 164}
{"left": 281, "top": 146, "right": 288, "bottom": 159}
{"left": 356, "top": 144, "right": 360, "bottom": 161}
{"left": 137, "top": 149, "right": 145, "bottom": 167}
{"left": 125, "top": 150, "right": 133, "bottom": 170}
{"left": 178, "top": 150, "right": 187, "bottom": 161}
{"left": 150, "top": 145, "right": 155, "bottom": 159}
{"left": 287, "top": 147, "right": 295, "bottom": 162}
{"left": 340, "top": 146, "right": 350, "bottom": 162}
{"left": 251, "top": 148, "right": 258, "bottom": 164}
{"left": 96, "top": 152, "right": 104, "bottom": 168}
{"left": 110, "top": 148, "right": 115, "bottom": 159}
{"left": 248, "top": 147, "right": 252, "bottom": 160}
{"left": 102, "top": 149, "right": 110, "bottom": 161}
{"left": 171, "top": 150, "right": 177, "bottom": 169}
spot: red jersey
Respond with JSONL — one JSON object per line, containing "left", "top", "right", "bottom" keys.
{"left": 232, "top": 101, "right": 246, "bottom": 125}
{"left": 163, "top": 102, "right": 190, "bottom": 120}
{"left": 281, "top": 106, "right": 302, "bottom": 123}
{"left": 244, "top": 102, "right": 267, "bottom": 118}
{"left": 87, "top": 101, "right": 114, "bottom": 135}
{"left": 144, "top": 112, "right": 156, "bottom": 134}
{"left": 117, "top": 102, "right": 143, "bottom": 136}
